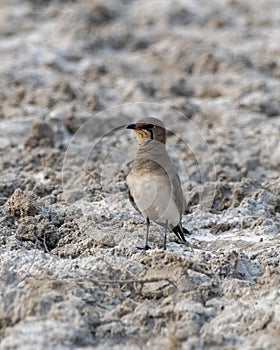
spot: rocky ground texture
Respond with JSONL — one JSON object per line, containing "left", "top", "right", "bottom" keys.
{"left": 0, "top": 0, "right": 280, "bottom": 349}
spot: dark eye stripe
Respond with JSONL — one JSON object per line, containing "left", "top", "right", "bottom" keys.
{"left": 144, "top": 124, "right": 155, "bottom": 130}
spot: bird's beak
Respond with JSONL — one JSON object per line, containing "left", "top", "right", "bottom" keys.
{"left": 127, "top": 123, "right": 137, "bottom": 130}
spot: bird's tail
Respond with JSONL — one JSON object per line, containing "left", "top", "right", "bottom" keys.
{"left": 183, "top": 226, "right": 191, "bottom": 235}
{"left": 172, "top": 224, "right": 190, "bottom": 242}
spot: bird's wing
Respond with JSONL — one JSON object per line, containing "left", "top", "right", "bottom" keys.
{"left": 128, "top": 188, "right": 141, "bottom": 214}
{"left": 172, "top": 171, "right": 187, "bottom": 218}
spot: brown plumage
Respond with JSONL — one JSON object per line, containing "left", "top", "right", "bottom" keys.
{"left": 126, "top": 117, "right": 191, "bottom": 250}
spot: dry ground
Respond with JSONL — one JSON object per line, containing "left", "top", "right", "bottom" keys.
{"left": 0, "top": 1, "right": 280, "bottom": 349}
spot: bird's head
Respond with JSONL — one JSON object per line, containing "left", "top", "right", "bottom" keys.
{"left": 126, "top": 117, "right": 166, "bottom": 145}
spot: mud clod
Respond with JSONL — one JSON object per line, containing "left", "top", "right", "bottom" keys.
{"left": 24, "top": 121, "right": 55, "bottom": 148}
{"left": 5, "top": 189, "right": 38, "bottom": 218}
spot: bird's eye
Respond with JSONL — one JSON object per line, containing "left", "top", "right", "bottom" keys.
{"left": 145, "top": 124, "right": 155, "bottom": 130}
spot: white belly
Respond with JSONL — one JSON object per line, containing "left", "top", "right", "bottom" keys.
{"left": 128, "top": 174, "right": 180, "bottom": 228}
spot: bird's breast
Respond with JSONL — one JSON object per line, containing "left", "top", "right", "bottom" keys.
{"left": 127, "top": 172, "right": 180, "bottom": 227}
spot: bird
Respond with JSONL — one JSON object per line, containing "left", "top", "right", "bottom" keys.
{"left": 126, "top": 116, "right": 191, "bottom": 250}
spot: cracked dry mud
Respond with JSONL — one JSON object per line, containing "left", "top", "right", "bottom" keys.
{"left": 0, "top": 1, "right": 280, "bottom": 349}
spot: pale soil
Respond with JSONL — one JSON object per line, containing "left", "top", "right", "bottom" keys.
{"left": 0, "top": 1, "right": 280, "bottom": 349}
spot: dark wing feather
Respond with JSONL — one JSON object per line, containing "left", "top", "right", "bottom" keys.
{"left": 172, "top": 223, "right": 191, "bottom": 242}
{"left": 182, "top": 226, "right": 191, "bottom": 235}
{"left": 128, "top": 189, "right": 141, "bottom": 214}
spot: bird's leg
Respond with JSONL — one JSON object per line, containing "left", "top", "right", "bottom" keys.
{"left": 136, "top": 218, "right": 151, "bottom": 250}
{"left": 145, "top": 217, "right": 151, "bottom": 250}
{"left": 163, "top": 220, "right": 168, "bottom": 250}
